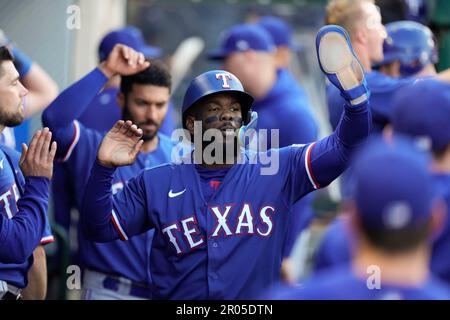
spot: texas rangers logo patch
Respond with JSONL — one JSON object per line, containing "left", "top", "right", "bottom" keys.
{"left": 216, "top": 73, "right": 232, "bottom": 88}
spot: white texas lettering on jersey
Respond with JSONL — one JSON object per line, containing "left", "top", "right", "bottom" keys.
{"left": 161, "top": 204, "right": 276, "bottom": 254}
{"left": 0, "top": 183, "right": 19, "bottom": 219}
{"left": 236, "top": 203, "right": 254, "bottom": 235}
{"left": 162, "top": 224, "right": 182, "bottom": 254}
{"left": 210, "top": 205, "right": 233, "bottom": 237}
{"left": 181, "top": 216, "right": 204, "bottom": 250}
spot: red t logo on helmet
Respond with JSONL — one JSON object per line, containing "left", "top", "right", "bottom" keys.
{"left": 216, "top": 73, "right": 232, "bottom": 89}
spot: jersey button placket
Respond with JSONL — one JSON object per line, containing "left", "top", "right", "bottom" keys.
{"left": 206, "top": 203, "right": 221, "bottom": 299}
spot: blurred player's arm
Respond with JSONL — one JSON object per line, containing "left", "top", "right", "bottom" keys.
{"left": 42, "top": 44, "right": 149, "bottom": 159}
{"left": 81, "top": 121, "right": 152, "bottom": 242}
{"left": 21, "top": 215, "right": 54, "bottom": 300}
{"left": 0, "top": 130, "right": 56, "bottom": 263}
{"left": 10, "top": 46, "right": 58, "bottom": 118}
{"left": 21, "top": 245, "right": 47, "bottom": 300}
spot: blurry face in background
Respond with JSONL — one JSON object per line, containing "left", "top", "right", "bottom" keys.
{"left": 223, "top": 51, "right": 275, "bottom": 98}
{"left": 0, "top": 61, "right": 28, "bottom": 127}
{"left": 223, "top": 52, "right": 252, "bottom": 89}
{"left": 119, "top": 84, "right": 170, "bottom": 142}
{"left": 275, "top": 46, "right": 292, "bottom": 69}
{"left": 362, "top": 2, "right": 387, "bottom": 63}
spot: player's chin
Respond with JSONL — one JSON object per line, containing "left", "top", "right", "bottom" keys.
{"left": 3, "top": 112, "right": 24, "bottom": 127}
{"left": 142, "top": 130, "right": 157, "bottom": 142}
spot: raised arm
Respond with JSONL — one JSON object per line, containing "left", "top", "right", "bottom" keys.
{"left": 284, "top": 25, "right": 371, "bottom": 203}
{"left": 42, "top": 44, "right": 149, "bottom": 158}
{"left": 0, "top": 129, "right": 56, "bottom": 263}
{"left": 81, "top": 120, "right": 150, "bottom": 243}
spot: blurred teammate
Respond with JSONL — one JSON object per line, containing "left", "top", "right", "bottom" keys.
{"left": 314, "top": 79, "right": 450, "bottom": 286}
{"left": 0, "top": 30, "right": 58, "bottom": 149}
{"left": 270, "top": 137, "right": 450, "bottom": 300}
{"left": 43, "top": 46, "right": 173, "bottom": 299}
{"left": 52, "top": 26, "right": 173, "bottom": 235}
{"left": 80, "top": 25, "right": 371, "bottom": 299}
{"left": 208, "top": 23, "right": 318, "bottom": 282}
{"left": 325, "top": 0, "right": 450, "bottom": 133}
{"left": 391, "top": 79, "right": 450, "bottom": 285}
{"left": 375, "top": 20, "right": 438, "bottom": 78}
{"left": 314, "top": 18, "right": 442, "bottom": 272}
{"left": 0, "top": 46, "right": 55, "bottom": 300}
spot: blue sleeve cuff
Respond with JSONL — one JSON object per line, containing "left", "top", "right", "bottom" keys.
{"left": 93, "top": 159, "right": 117, "bottom": 177}
{"left": 24, "top": 176, "right": 50, "bottom": 198}
{"left": 93, "top": 67, "right": 110, "bottom": 83}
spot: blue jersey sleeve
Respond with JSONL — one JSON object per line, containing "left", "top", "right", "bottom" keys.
{"left": 81, "top": 161, "right": 153, "bottom": 243}
{"left": 313, "top": 218, "right": 351, "bottom": 272}
{"left": 42, "top": 68, "right": 108, "bottom": 159}
{"left": 40, "top": 215, "right": 54, "bottom": 246}
{"left": 0, "top": 177, "right": 49, "bottom": 263}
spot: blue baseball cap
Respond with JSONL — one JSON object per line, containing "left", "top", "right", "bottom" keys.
{"left": 352, "top": 137, "right": 435, "bottom": 231}
{"left": 208, "top": 24, "right": 275, "bottom": 60}
{"left": 98, "top": 26, "right": 162, "bottom": 62}
{"left": 257, "top": 15, "right": 300, "bottom": 51}
{"left": 391, "top": 79, "right": 450, "bottom": 151}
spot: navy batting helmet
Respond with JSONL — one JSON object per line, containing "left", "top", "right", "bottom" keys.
{"left": 378, "top": 21, "right": 438, "bottom": 76}
{"left": 181, "top": 70, "right": 254, "bottom": 129}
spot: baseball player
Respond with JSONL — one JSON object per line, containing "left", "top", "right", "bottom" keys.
{"left": 80, "top": 25, "right": 371, "bottom": 299}
{"left": 52, "top": 26, "right": 173, "bottom": 234}
{"left": 0, "top": 30, "right": 58, "bottom": 150}
{"left": 325, "top": 0, "right": 450, "bottom": 134}
{"left": 208, "top": 23, "right": 319, "bottom": 282}
{"left": 269, "top": 137, "right": 450, "bottom": 300}
{"left": 313, "top": 19, "right": 444, "bottom": 272}
{"left": 0, "top": 46, "right": 55, "bottom": 300}
{"left": 391, "top": 79, "right": 450, "bottom": 285}
{"left": 256, "top": 15, "right": 307, "bottom": 98}
{"left": 209, "top": 23, "right": 318, "bottom": 149}
{"left": 314, "top": 79, "right": 450, "bottom": 285}
{"left": 375, "top": 20, "right": 438, "bottom": 78}
{"left": 42, "top": 46, "right": 173, "bottom": 299}
{"left": 78, "top": 26, "right": 175, "bottom": 134}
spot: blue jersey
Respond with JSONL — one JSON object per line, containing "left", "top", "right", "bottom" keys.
{"left": 253, "top": 68, "right": 319, "bottom": 257}
{"left": 53, "top": 85, "right": 177, "bottom": 231}
{"left": 327, "top": 71, "right": 415, "bottom": 133}
{"left": 313, "top": 173, "right": 450, "bottom": 285}
{"left": 430, "top": 173, "right": 450, "bottom": 285}
{"left": 313, "top": 216, "right": 351, "bottom": 272}
{"left": 0, "top": 144, "right": 54, "bottom": 288}
{"left": 42, "top": 68, "right": 174, "bottom": 286}
{"left": 81, "top": 97, "right": 371, "bottom": 299}
{"left": 269, "top": 266, "right": 450, "bottom": 300}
